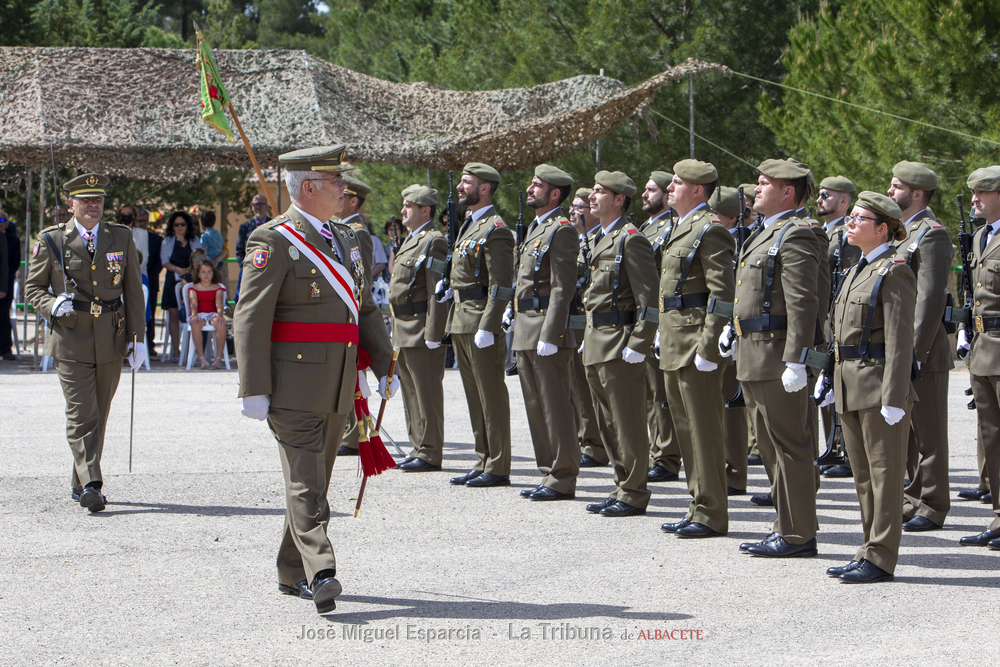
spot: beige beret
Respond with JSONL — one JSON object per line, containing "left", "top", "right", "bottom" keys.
{"left": 405, "top": 185, "right": 439, "bottom": 207}
{"left": 594, "top": 170, "right": 637, "bottom": 197}
{"left": 463, "top": 162, "right": 501, "bottom": 183}
{"left": 758, "top": 158, "right": 809, "bottom": 180}
{"left": 819, "top": 175, "right": 856, "bottom": 193}
{"left": 575, "top": 187, "right": 593, "bottom": 200}
{"left": 673, "top": 159, "right": 718, "bottom": 185}
{"left": 738, "top": 183, "right": 757, "bottom": 202}
{"left": 534, "top": 164, "right": 573, "bottom": 187}
{"left": 709, "top": 187, "right": 741, "bottom": 218}
{"left": 893, "top": 161, "right": 938, "bottom": 191}
{"left": 649, "top": 171, "right": 673, "bottom": 191}
{"left": 967, "top": 166, "right": 1000, "bottom": 193}
{"left": 856, "top": 191, "right": 902, "bottom": 220}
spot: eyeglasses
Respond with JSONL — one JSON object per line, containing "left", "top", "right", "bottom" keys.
{"left": 817, "top": 192, "right": 836, "bottom": 200}
{"left": 306, "top": 177, "right": 343, "bottom": 186}
{"left": 845, "top": 214, "right": 880, "bottom": 225}
{"left": 173, "top": 222, "right": 188, "bottom": 227}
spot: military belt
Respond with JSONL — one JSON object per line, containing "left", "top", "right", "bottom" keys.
{"left": 390, "top": 301, "right": 428, "bottom": 317}
{"left": 72, "top": 297, "right": 122, "bottom": 317}
{"left": 270, "top": 321, "right": 359, "bottom": 344}
{"left": 515, "top": 296, "right": 549, "bottom": 312}
{"left": 836, "top": 344, "right": 886, "bottom": 361}
{"left": 455, "top": 285, "right": 488, "bottom": 302}
{"left": 731, "top": 315, "right": 787, "bottom": 335}
{"left": 587, "top": 310, "right": 636, "bottom": 327}
{"left": 659, "top": 292, "right": 709, "bottom": 312}
{"left": 973, "top": 315, "right": 1000, "bottom": 333}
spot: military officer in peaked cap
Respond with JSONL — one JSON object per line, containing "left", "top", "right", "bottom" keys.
{"left": 957, "top": 165, "right": 1000, "bottom": 550}
{"left": 234, "top": 145, "right": 395, "bottom": 614}
{"left": 26, "top": 174, "right": 146, "bottom": 513}
{"left": 582, "top": 170, "right": 658, "bottom": 517}
{"left": 640, "top": 170, "right": 682, "bottom": 484}
{"left": 512, "top": 164, "right": 581, "bottom": 500}
{"left": 722, "top": 158, "right": 822, "bottom": 557}
{"left": 438, "top": 162, "right": 516, "bottom": 488}
{"left": 819, "top": 191, "right": 916, "bottom": 583}
{"left": 887, "top": 161, "right": 954, "bottom": 532}
{"left": 390, "top": 186, "right": 450, "bottom": 473}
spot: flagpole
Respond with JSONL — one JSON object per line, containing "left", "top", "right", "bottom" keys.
{"left": 226, "top": 101, "right": 279, "bottom": 215}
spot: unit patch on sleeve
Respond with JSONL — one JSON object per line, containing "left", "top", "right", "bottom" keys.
{"left": 252, "top": 249, "right": 269, "bottom": 268}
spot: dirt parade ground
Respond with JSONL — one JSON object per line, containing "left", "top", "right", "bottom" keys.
{"left": 0, "top": 361, "right": 996, "bottom": 665}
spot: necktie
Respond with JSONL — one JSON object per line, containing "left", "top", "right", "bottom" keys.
{"left": 320, "top": 223, "right": 342, "bottom": 261}
{"left": 846, "top": 256, "right": 869, "bottom": 294}
{"left": 83, "top": 230, "right": 96, "bottom": 257}
{"left": 981, "top": 226, "right": 993, "bottom": 254}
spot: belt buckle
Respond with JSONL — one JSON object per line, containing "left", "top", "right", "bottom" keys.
{"left": 90, "top": 302, "right": 102, "bottom": 317}
{"left": 389, "top": 304, "right": 395, "bottom": 317}
{"left": 659, "top": 297, "right": 666, "bottom": 313}
{"left": 975, "top": 314, "right": 985, "bottom": 333}
{"left": 586, "top": 311, "right": 593, "bottom": 327}
{"left": 514, "top": 297, "right": 519, "bottom": 312}
{"left": 733, "top": 316, "right": 742, "bottom": 337}
{"left": 834, "top": 344, "right": 840, "bottom": 362}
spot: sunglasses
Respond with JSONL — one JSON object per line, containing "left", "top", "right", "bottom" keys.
{"left": 173, "top": 222, "right": 188, "bottom": 227}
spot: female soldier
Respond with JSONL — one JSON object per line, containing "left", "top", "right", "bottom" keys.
{"left": 815, "top": 191, "right": 917, "bottom": 583}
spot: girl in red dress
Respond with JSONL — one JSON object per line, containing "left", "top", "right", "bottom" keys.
{"left": 187, "top": 261, "right": 228, "bottom": 369}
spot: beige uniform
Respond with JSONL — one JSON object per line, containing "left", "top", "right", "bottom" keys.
{"left": 26, "top": 220, "right": 145, "bottom": 493}
{"left": 512, "top": 209, "right": 580, "bottom": 493}
{"left": 234, "top": 208, "right": 391, "bottom": 588}
{"left": 833, "top": 247, "right": 917, "bottom": 573}
{"left": 445, "top": 206, "right": 516, "bottom": 475}
{"left": 583, "top": 217, "right": 658, "bottom": 509}
{"left": 573, "top": 226, "right": 608, "bottom": 464}
{"left": 734, "top": 211, "right": 821, "bottom": 543}
{"left": 389, "top": 224, "right": 449, "bottom": 465}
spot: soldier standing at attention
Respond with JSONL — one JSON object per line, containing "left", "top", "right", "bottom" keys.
{"left": 721, "top": 159, "right": 821, "bottom": 557}
{"left": 957, "top": 166, "right": 1000, "bottom": 551}
{"left": 437, "top": 163, "right": 516, "bottom": 488}
{"left": 26, "top": 174, "right": 146, "bottom": 512}
{"left": 235, "top": 146, "right": 395, "bottom": 614}
{"left": 391, "top": 186, "right": 450, "bottom": 473}
{"left": 582, "top": 171, "right": 658, "bottom": 517}
{"left": 887, "top": 161, "right": 954, "bottom": 532}
{"left": 639, "top": 170, "right": 682, "bottom": 484}
{"left": 818, "top": 192, "right": 916, "bottom": 583}
{"left": 656, "top": 160, "right": 735, "bottom": 538}
{"left": 512, "top": 164, "right": 580, "bottom": 501}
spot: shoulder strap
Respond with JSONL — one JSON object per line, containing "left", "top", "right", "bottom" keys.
{"left": 905, "top": 225, "right": 933, "bottom": 265}
{"left": 859, "top": 263, "right": 892, "bottom": 356}
{"left": 611, "top": 230, "right": 630, "bottom": 314}
{"left": 760, "top": 222, "right": 794, "bottom": 320}
{"left": 673, "top": 222, "right": 713, "bottom": 297}
{"left": 530, "top": 223, "right": 565, "bottom": 298}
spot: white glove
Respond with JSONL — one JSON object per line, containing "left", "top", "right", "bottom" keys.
{"left": 425, "top": 340, "right": 441, "bottom": 350}
{"left": 537, "top": 341, "right": 558, "bottom": 357}
{"left": 916, "top": 361, "right": 922, "bottom": 371}
{"left": 781, "top": 362, "right": 808, "bottom": 393}
{"left": 127, "top": 342, "right": 146, "bottom": 370}
{"left": 578, "top": 340, "right": 585, "bottom": 354}
{"left": 881, "top": 405, "right": 905, "bottom": 426}
{"left": 52, "top": 293, "right": 74, "bottom": 318}
{"left": 813, "top": 372, "right": 835, "bottom": 407}
{"left": 241, "top": 395, "right": 269, "bottom": 421}
{"left": 693, "top": 353, "right": 718, "bottom": 372}
{"left": 435, "top": 280, "right": 453, "bottom": 303}
{"left": 718, "top": 324, "right": 736, "bottom": 358}
{"left": 653, "top": 330, "right": 661, "bottom": 359}
{"left": 474, "top": 329, "right": 494, "bottom": 348}
{"left": 378, "top": 375, "right": 400, "bottom": 400}
{"left": 957, "top": 329, "right": 970, "bottom": 360}
{"left": 621, "top": 346, "right": 645, "bottom": 364}
{"left": 501, "top": 306, "right": 514, "bottom": 332}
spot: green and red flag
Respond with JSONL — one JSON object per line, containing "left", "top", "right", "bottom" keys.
{"left": 195, "top": 27, "right": 235, "bottom": 143}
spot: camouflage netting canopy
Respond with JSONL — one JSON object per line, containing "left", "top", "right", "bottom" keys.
{"left": 0, "top": 47, "right": 726, "bottom": 181}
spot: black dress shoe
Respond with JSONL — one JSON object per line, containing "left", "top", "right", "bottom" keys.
{"left": 902, "top": 515, "right": 941, "bottom": 532}
{"left": 818, "top": 464, "right": 834, "bottom": 473}
{"left": 661, "top": 518, "right": 692, "bottom": 533}
{"left": 747, "top": 536, "right": 817, "bottom": 558}
{"left": 647, "top": 464, "right": 679, "bottom": 482}
{"left": 311, "top": 574, "right": 343, "bottom": 614}
{"left": 600, "top": 500, "right": 646, "bottom": 517}
{"left": 826, "top": 560, "right": 860, "bottom": 577}
{"left": 586, "top": 497, "right": 616, "bottom": 514}
{"left": 79, "top": 486, "right": 106, "bottom": 513}
{"left": 579, "top": 454, "right": 607, "bottom": 468}
{"left": 529, "top": 486, "right": 574, "bottom": 501}
{"left": 337, "top": 445, "right": 358, "bottom": 457}
{"left": 958, "top": 487, "right": 989, "bottom": 501}
{"left": 397, "top": 456, "right": 415, "bottom": 467}
{"left": 739, "top": 532, "right": 779, "bottom": 552}
{"left": 959, "top": 529, "right": 1000, "bottom": 546}
{"left": 466, "top": 472, "right": 510, "bottom": 487}
{"left": 988, "top": 538, "right": 1000, "bottom": 551}
{"left": 727, "top": 486, "right": 746, "bottom": 496}
{"left": 822, "top": 464, "right": 853, "bottom": 478}
{"left": 399, "top": 458, "right": 441, "bottom": 473}
{"left": 676, "top": 522, "right": 725, "bottom": 538}
{"left": 521, "top": 485, "right": 544, "bottom": 498}
{"left": 750, "top": 492, "right": 773, "bottom": 506}
{"left": 450, "top": 470, "right": 481, "bottom": 485}
{"left": 839, "top": 559, "right": 893, "bottom": 584}
{"left": 747, "top": 453, "right": 763, "bottom": 466}
{"left": 278, "top": 580, "right": 314, "bottom": 600}
{"left": 71, "top": 488, "right": 82, "bottom": 502}
{"left": 984, "top": 492, "right": 993, "bottom": 504}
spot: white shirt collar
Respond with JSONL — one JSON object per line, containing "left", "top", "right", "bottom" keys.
{"left": 601, "top": 216, "right": 623, "bottom": 234}
{"left": 470, "top": 206, "right": 492, "bottom": 223}
{"left": 763, "top": 209, "right": 795, "bottom": 228}
{"left": 74, "top": 218, "right": 98, "bottom": 238}
{"left": 535, "top": 208, "right": 557, "bottom": 225}
{"left": 646, "top": 210, "right": 669, "bottom": 226}
{"left": 824, "top": 216, "right": 844, "bottom": 234}
{"left": 863, "top": 243, "right": 891, "bottom": 263}
{"left": 409, "top": 220, "right": 433, "bottom": 237}
{"left": 903, "top": 209, "right": 927, "bottom": 227}
{"left": 340, "top": 213, "right": 360, "bottom": 226}
{"left": 678, "top": 202, "right": 707, "bottom": 226}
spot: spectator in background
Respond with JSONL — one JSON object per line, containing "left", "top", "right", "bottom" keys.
{"left": 200, "top": 210, "right": 226, "bottom": 271}
{"left": 235, "top": 194, "right": 270, "bottom": 301}
{"left": 186, "top": 260, "right": 228, "bottom": 369}
{"left": 116, "top": 203, "right": 151, "bottom": 327}
{"left": 138, "top": 208, "right": 163, "bottom": 358}
{"left": 160, "top": 211, "right": 202, "bottom": 362}
{"left": 0, "top": 209, "right": 16, "bottom": 360}
{"left": 52, "top": 205, "right": 72, "bottom": 225}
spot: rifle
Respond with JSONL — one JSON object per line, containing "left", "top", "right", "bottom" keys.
{"left": 436, "top": 171, "right": 460, "bottom": 299}
{"left": 387, "top": 216, "right": 403, "bottom": 256}
{"left": 504, "top": 191, "right": 527, "bottom": 377}
{"left": 947, "top": 194, "right": 974, "bottom": 327}
{"left": 723, "top": 188, "right": 749, "bottom": 408}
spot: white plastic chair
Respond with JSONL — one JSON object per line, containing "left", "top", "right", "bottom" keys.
{"left": 180, "top": 283, "right": 231, "bottom": 370}
{"left": 10, "top": 280, "right": 21, "bottom": 359}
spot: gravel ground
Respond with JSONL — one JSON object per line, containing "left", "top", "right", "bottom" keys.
{"left": 0, "top": 359, "right": 996, "bottom": 666}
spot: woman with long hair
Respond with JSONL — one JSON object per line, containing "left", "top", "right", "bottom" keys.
{"left": 160, "top": 211, "right": 202, "bottom": 362}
